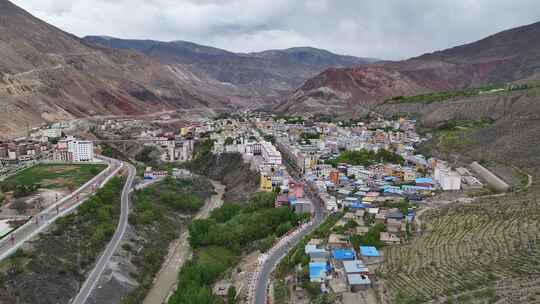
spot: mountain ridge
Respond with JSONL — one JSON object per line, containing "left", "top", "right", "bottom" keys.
{"left": 278, "top": 20, "right": 540, "bottom": 115}
{"left": 82, "top": 35, "right": 376, "bottom": 97}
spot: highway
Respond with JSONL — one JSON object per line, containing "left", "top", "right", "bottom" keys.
{"left": 253, "top": 183, "right": 327, "bottom": 304}
{"left": 0, "top": 156, "right": 122, "bottom": 262}
{"left": 71, "top": 162, "right": 136, "bottom": 304}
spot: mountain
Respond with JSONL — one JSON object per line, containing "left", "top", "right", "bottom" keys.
{"left": 278, "top": 21, "right": 540, "bottom": 115}
{"left": 83, "top": 36, "right": 377, "bottom": 97}
{"left": 0, "top": 0, "right": 257, "bottom": 137}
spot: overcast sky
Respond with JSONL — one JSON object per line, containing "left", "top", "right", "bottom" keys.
{"left": 11, "top": 0, "right": 540, "bottom": 60}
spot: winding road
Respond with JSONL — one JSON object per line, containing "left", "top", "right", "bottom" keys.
{"left": 71, "top": 162, "right": 136, "bottom": 304}
{"left": 254, "top": 185, "right": 327, "bottom": 304}
{"left": 0, "top": 156, "right": 122, "bottom": 262}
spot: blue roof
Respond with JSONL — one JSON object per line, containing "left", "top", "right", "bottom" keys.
{"left": 360, "top": 246, "right": 380, "bottom": 257}
{"left": 309, "top": 262, "right": 327, "bottom": 279}
{"left": 332, "top": 249, "right": 356, "bottom": 261}
{"left": 415, "top": 177, "right": 435, "bottom": 184}
{"left": 350, "top": 203, "right": 367, "bottom": 209}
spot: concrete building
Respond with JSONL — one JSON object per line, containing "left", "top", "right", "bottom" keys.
{"left": 261, "top": 141, "right": 282, "bottom": 165}
{"left": 67, "top": 137, "right": 94, "bottom": 162}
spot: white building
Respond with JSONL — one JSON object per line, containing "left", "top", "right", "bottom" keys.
{"left": 434, "top": 162, "right": 461, "bottom": 190}
{"left": 41, "top": 128, "right": 62, "bottom": 139}
{"left": 261, "top": 141, "right": 282, "bottom": 165}
{"left": 67, "top": 137, "right": 94, "bottom": 162}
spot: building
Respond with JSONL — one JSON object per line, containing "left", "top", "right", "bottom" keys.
{"left": 309, "top": 262, "right": 328, "bottom": 282}
{"left": 66, "top": 137, "right": 94, "bottom": 162}
{"left": 41, "top": 128, "right": 62, "bottom": 139}
{"left": 261, "top": 141, "right": 282, "bottom": 165}
{"left": 332, "top": 249, "right": 356, "bottom": 261}
{"left": 260, "top": 173, "right": 273, "bottom": 192}
{"left": 359, "top": 246, "right": 382, "bottom": 264}
{"left": 347, "top": 274, "right": 371, "bottom": 291}
{"left": 305, "top": 244, "right": 329, "bottom": 261}
{"left": 343, "top": 260, "right": 369, "bottom": 276}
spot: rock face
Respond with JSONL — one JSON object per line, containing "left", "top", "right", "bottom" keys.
{"left": 0, "top": 0, "right": 252, "bottom": 137}
{"left": 279, "top": 20, "right": 540, "bottom": 115}
{"left": 83, "top": 36, "right": 377, "bottom": 98}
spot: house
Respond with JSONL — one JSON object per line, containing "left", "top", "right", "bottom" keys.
{"left": 359, "top": 246, "right": 382, "bottom": 264}
{"left": 374, "top": 213, "right": 386, "bottom": 225}
{"left": 328, "top": 234, "right": 349, "bottom": 249}
{"left": 309, "top": 262, "right": 328, "bottom": 282}
{"left": 380, "top": 232, "right": 401, "bottom": 245}
{"left": 347, "top": 274, "right": 371, "bottom": 291}
{"left": 305, "top": 244, "right": 329, "bottom": 261}
{"left": 355, "top": 226, "right": 370, "bottom": 235}
{"left": 343, "top": 260, "right": 369, "bottom": 276}
{"left": 275, "top": 194, "right": 289, "bottom": 208}
{"left": 332, "top": 249, "right": 356, "bottom": 261}
{"left": 385, "top": 210, "right": 404, "bottom": 220}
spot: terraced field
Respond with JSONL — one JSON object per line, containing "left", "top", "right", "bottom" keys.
{"left": 380, "top": 190, "right": 540, "bottom": 304}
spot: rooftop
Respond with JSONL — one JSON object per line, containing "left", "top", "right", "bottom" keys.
{"left": 360, "top": 246, "right": 380, "bottom": 257}
{"left": 332, "top": 249, "right": 356, "bottom": 261}
{"left": 343, "top": 260, "right": 368, "bottom": 274}
{"left": 347, "top": 274, "right": 371, "bottom": 285}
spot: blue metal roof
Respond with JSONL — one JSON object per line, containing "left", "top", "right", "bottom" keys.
{"left": 309, "top": 262, "right": 327, "bottom": 279}
{"left": 415, "top": 177, "right": 435, "bottom": 184}
{"left": 332, "top": 249, "right": 356, "bottom": 261}
{"left": 360, "top": 246, "right": 380, "bottom": 257}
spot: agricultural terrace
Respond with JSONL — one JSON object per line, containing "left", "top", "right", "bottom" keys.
{"left": 380, "top": 194, "right": 540, "bottom": 304}
{"left": 3, "top": 163, "right": 106, "bottom": 189}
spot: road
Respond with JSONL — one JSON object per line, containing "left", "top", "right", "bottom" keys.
{"left": 0, "top": 156, "right": 122, "bottom": 262}
{"left": 254, "top": 184, "right": 327, "bottom": 304}
{"left": 143, "top": 179, "right": 225, "bottom": 304}
{"left": 71, "top": 162, "right": 136, "bottom": 304}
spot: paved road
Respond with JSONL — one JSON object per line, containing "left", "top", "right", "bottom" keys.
{"left": 254, "top": 185, "right": 327, "bottom": 304}
{"left": 0, "top": 157, "right": 121, "bottom": 262}
{"left": 71, "top": 163, "right": 136, "bottom": 304}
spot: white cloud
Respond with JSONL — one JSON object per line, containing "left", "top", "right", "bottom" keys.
{"left": 10, "top": 0, "right": 540, "bottom": 60}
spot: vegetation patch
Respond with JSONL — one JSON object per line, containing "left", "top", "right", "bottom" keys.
{"left": 380, "top": 197, "right": 540, "bottom": 302}
{"left": 0, "top": 177, "right": 124, "bottom": 304}
{"left": 169, "top": 192, "right": 302, "bottom": 304}
{"left": 326, "top": 149, "right": 404, "bottom": 167}
{"left": 120, "top": 176, "right": 214, "bottom": 304}
{"left": 2, "top": 163, "right": 105, "bottom": 190}
{"left": 385, "top": 83, "right": 534, "bottom": 105}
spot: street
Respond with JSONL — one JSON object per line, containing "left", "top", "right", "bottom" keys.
{"left": 71, "top": 162, "right": 136, "bottom": 304}
{"left": 0, "top": 156, "right": 122, "bottom": 262}
{"left": 253, "top": 184, "right": 327, "bottom": 304}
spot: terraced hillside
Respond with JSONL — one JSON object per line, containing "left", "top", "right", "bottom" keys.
{"left": 380, "top": 184, "right": 540, "bottom": 304}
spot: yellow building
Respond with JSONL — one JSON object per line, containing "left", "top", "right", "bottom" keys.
{"left": 180, "top": 127, "right": 189, "bottom": 136}
{"left": 260, "top": 173, "right": 273, "bottom": 192}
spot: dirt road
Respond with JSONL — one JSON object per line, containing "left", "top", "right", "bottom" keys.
{"left": 142, "top": 180, "right": 225, "bottom": 304}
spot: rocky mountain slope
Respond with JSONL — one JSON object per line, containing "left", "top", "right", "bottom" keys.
{"left": 278, "top": 20, "right": 540, "bottom": 115}
{"left": 0, "top": 0, "right": 256, "bottom": 138}
{"left": 83, "top": 36, "right": 376, "bottom": 97}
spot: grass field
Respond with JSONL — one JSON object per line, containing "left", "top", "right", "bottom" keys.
{"left": 380, "top": 192, "right": 540, "bottom": 304}
{"left": 4, "top": 163, "right": 106, "bottom": 189}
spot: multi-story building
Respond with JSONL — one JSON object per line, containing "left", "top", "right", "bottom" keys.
{"left": 66, "top": 137, "right": 94, "bottom": 162}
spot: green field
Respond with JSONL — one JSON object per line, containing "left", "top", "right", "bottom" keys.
{"left": 4, "top": 163, "right": 106, "bottom": 189}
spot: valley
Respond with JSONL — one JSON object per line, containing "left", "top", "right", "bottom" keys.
{"left": 1, "top": 1, "right": 540, "bottom": 304}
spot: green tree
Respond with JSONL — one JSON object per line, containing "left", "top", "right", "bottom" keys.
{"left": 227, "top": 285, "right": 237, "bottom": 304}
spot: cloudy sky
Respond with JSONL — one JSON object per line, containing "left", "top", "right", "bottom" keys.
{"left": 11, "top": 0, "right": 540, "bottom": 60}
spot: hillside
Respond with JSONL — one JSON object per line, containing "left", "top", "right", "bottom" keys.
{"left": 278, "top": 20, "right": 540, "bottom": 115}
{"left": 0, "top": 0, "right": 252, "bottom": 138}
{"left": 83, "top": 36, "right": 376, "bottom": 97}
